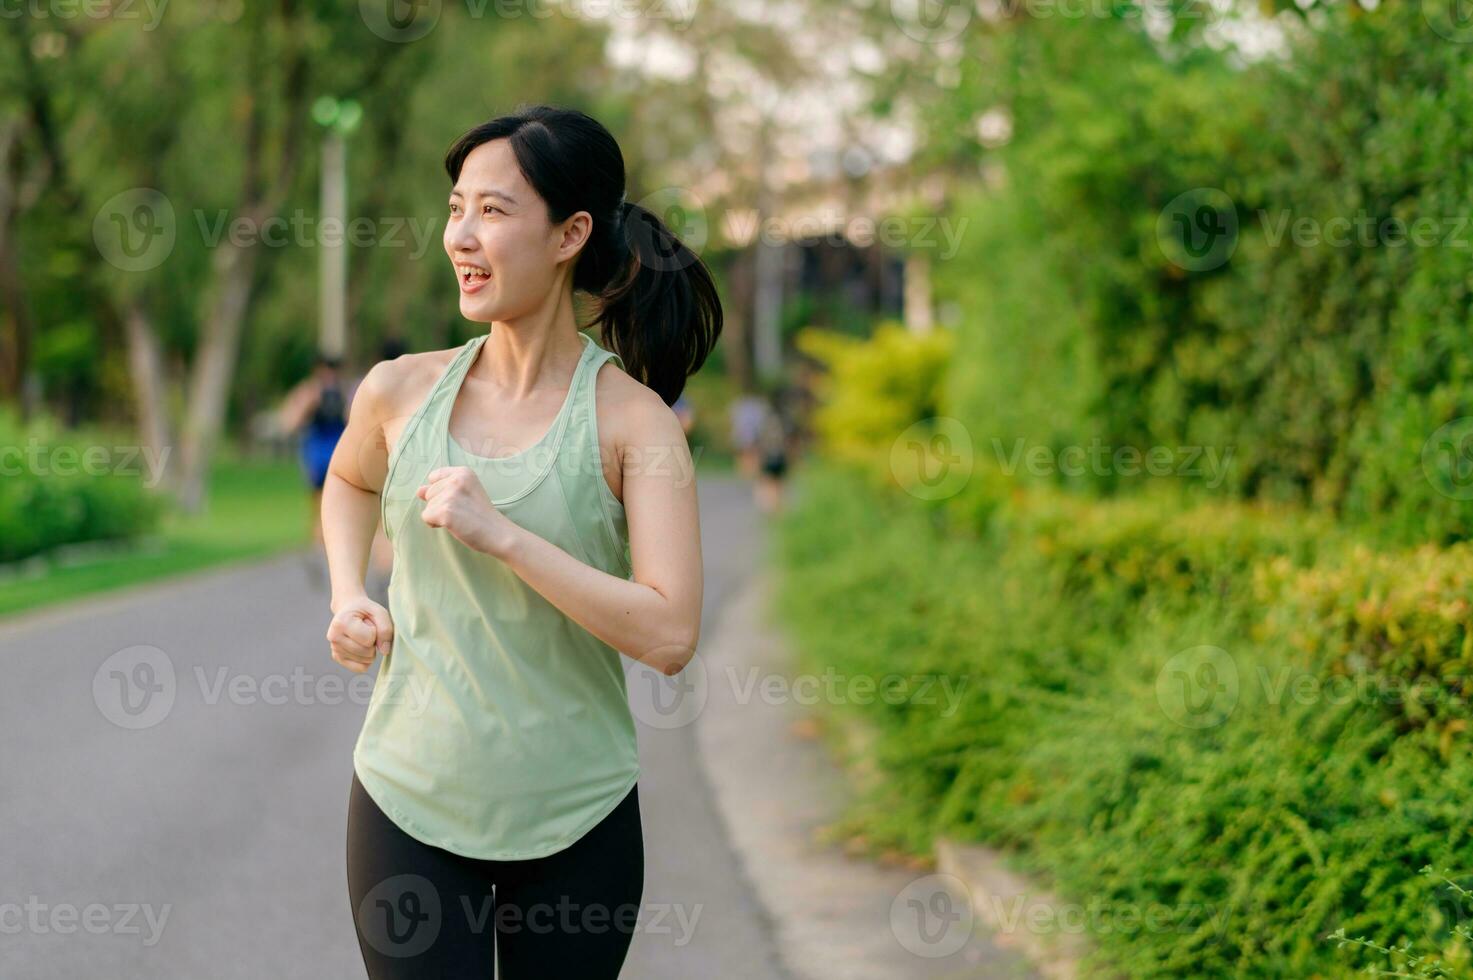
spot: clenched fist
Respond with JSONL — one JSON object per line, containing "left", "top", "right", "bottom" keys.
{"left": 326, "top": 595, "right": 394, "bottom": 674}
{"left": 417, "top": 466, "right": 517, "bottom": 557}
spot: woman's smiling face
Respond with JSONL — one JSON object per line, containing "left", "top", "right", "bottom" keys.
{"left": 443, "top": 138, "right": 585, "bottom": 322}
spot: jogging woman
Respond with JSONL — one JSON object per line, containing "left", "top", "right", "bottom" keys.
{"left": 319, "top": 105, "right": 721, "bottom": 977}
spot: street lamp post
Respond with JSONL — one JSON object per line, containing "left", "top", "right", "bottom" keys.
{"left": 312, "top": 96, "right": 362, "bottom": 361}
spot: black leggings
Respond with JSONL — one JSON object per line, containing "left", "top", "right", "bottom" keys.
{"left": 346, "top": 771, "right": 644, "bottom": 978}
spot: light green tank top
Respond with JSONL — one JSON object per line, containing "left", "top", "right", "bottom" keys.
{"left": 353, "top": 327, "right": 639, "bottom": 859}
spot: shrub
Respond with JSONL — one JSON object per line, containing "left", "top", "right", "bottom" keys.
{"left": 935, "top": 3, "right": 1473, "bottom": 545}
{"left": 775, "top": 461, "right": 1473, "bottom": 978}
{"left": 0, "top": 410, "right": 164, "bottom": 564}
{"left": 1257, "top": 544, "right": 1473, "bottom": 739}
{"left": 793, "top": 321, "right": 954, "bottom": 488}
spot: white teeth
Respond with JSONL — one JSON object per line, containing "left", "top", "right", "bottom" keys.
{"left": 456, "top": 263, "right": 490, "bottom": 277}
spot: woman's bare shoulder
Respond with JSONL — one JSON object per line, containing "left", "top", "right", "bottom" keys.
{"left": 355, "top": 346, "right": 461, "bottom": 421}
{"left": 592, "top": 357, "right": 689, "bottom": 452}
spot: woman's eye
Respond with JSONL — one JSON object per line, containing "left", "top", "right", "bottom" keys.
{"left": 483, "top": 205, "right": 502, "bottom": 216}
{"left": 448, "top": 203, "right": 459, "bottom": 214}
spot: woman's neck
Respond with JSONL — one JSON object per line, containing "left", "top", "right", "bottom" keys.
{"left": 472, "top": 301, "right": 584, "bottom": 398}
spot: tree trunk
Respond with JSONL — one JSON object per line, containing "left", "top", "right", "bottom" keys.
{"left": 175, "top": 235, "right": 258, "bottom": 513}
{"left": 0, "top": 116, "right": 37, "bottom": 419}
{"left": 173, "top": 5, "right": 309, "bottom": 513}
{"left": 724, "top": 247, "right": 755, "bottom": 393}
{"left": 0, "top": 228, "right": 32, "bottom": 419}
{"left": 122, "top": 301, "right": 173, "bottom": 487}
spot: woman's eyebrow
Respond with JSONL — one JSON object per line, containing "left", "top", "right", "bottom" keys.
{"left": 449, "top": 187, "right": 519, "bottom": 205}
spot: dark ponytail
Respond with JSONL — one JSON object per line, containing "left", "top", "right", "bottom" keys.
{"left": 444, "top": 105, "right": 723, "bottom": 406}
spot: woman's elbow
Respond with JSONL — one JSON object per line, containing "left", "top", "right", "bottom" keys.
{"left": 648, "top": 619, "right": 699, "bottom": 676}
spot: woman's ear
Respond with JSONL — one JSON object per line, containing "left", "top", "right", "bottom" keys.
{"left": 557, "top": 211, "right": 593, "bottom": 260}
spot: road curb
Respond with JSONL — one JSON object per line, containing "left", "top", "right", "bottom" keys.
{"left": 829, "top": 710, "right": 1092, "bottom": 980}
{"left": 692, "top": 570, "right": 1033, "bottom": 979}
{"left": 934, "top": 837, "right": 1091, "bottom": 980}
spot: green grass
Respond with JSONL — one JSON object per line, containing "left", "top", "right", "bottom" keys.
{"left": 0, "top": 451, "right": 310, "bottom": 619}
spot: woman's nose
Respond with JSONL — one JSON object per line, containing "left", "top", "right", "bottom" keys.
{"left": 446, "top": 219, "right": 480, "bottom": 251}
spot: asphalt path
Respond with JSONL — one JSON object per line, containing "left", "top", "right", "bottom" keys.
{"left": 0, "top": 473, "right": 788, "bottom": 979}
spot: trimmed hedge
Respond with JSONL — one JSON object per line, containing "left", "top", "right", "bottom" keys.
{"left": 775, "top": 461, "right": 1473, "bottom": 978}
{"left": 1258, "top": 544, "right": 1473, "bottom": 739}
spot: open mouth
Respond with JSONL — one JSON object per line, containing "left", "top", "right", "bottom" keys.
{"left": 456, "top": 263, "right": 491, "bottom": 289}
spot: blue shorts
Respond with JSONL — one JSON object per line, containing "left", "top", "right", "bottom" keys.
{"left": 301, "top": 431, "right": 342, "bottom": 489}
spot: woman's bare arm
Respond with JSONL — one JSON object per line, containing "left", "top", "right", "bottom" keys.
{"left": 322, "top": 361, "right": 399, "bottom": 612}
{"left": 318, "top": 359, "right": 415, "bottom": 673}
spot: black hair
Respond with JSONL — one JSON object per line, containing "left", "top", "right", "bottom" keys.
{"left": 444, "top": 104, "right": 723, "bottom": 406}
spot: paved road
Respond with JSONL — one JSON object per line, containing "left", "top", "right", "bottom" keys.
{"left": 0, "top": 474, "right": 789, "bottom": 979}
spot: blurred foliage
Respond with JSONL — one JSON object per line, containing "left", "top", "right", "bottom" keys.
{"left": 3, "top": 5, "right": 745, "bottom": 427}
{"left": 794, "top": 320, "right": 952, "bottom": 479}
{"left": 777, "top": 8, "right": 1473, "bottom": 973}
{"left": 1007, "top": 485, "right": 1335, "bottom": 630}
{"left": 0, "top": 409, "right": 161, "bottom": 563}
{"left": 777, "top": 460, "right": 1473, "bottom": 978}
{"left": 933, "top": 3, "right": 1473, "bottom": 546}
{"left": 1258, "top": 544, "right": 1473, "bottom": 739}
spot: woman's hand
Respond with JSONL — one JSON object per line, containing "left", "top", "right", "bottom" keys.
{"left": 326, "top": 595, "right": 394, "bottom": 674}
{"left": 417, "top": 466, "right": 519, "bottom": 558}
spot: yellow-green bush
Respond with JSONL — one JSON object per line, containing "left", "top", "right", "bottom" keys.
{"left": 1257, "top": 544, "right": 1473, "bottom": 738}
{"left": 794, "top": 321, "right": 953, "bottom": 485}
{"left": 1015, "top": 488, "right": 1329, "bottom": 608}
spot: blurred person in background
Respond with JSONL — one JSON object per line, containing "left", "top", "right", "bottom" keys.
{"left": 319, "top": 105, "right": 721, "bottom": 978}
{"left": 754, "top": 387, "right": 794, "bottom": 514}
{"left": 729, "top": 390, "right": 767, "bottom": 478}
{"left": 278, "top": 352, "right": 357, "bottom": 563}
